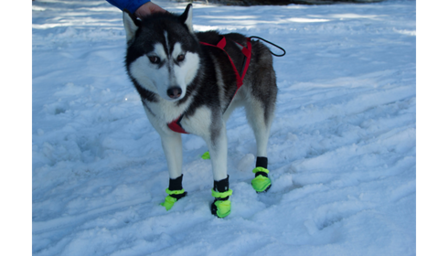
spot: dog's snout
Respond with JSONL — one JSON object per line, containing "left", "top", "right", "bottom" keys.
{"left": 167, "top": 86, "right": 182, "bottom": 99}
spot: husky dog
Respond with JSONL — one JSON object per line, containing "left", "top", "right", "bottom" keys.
{"left": 123, "top": 4, "right": 277, "bottom": 218}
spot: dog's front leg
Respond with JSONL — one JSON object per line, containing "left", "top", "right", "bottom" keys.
{"left": 158, "top": 131, "right": 188, "bottom": 210}
{"left": 204, "top": 122, "right": 232, "bottom": 218}
{"left": 144, "top": 106, "right": 187, "bottom": 211}
{"left": 160, "top": 132, "right": 183, "bottom": 180}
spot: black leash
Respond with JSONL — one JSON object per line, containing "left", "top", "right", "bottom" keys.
{"left": 249, "top": 36, "right": 286, "bottom": 57}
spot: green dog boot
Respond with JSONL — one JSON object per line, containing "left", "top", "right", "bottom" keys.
{"left": 160, "top": 175, "right": 187, "bottom": 210}
{"left": 210, "top": 175, "right": 232, "bottom": 218}
{"left": 211, "top": 198, "right": 232, "bottom": 218}
{"left": 160, "top": 188, "right": 187, "bottom": 210}
{"left": 251, "top": 167, "right": 272, "bottom": 193}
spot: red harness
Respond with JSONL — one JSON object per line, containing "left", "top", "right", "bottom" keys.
{"left": 167, "top": 37, "right": 252, "bottom": 134}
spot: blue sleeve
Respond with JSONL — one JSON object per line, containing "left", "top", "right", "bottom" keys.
{"left": 106, "top": 0, "right": 151, "bottom": 13}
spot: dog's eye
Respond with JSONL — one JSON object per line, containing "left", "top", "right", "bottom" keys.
{"left": 148, "top": 56, "right": 160, "bottom": 64}
{"left": 177, "top": 54, "right": 185, "bottom": 62}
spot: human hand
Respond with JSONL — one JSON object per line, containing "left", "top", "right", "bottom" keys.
{"left": 134, "top": 2, "right": 166, "bottom": 18}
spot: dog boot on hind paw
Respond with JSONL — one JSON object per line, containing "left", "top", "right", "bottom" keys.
{"left": 160, "top": 174, "right": 187, "bottom": 211}
{"left": 251, "top": 167, "right": 272, "bottom": 193}
{"left": 210, "top": 175, "right": 233, "bottom": 218}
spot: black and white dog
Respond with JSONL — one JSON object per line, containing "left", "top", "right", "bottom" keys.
{"left": 123, "top": 4, "right": 277, "bottom": 218}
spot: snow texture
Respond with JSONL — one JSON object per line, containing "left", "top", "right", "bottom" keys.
{"left": 32, "top": 0, "right": 416, "bottom": 255}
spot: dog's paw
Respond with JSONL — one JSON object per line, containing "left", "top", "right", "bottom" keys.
{"left": 211, "top": 179, "right": 233, "bottom": 218}
{"left": 211, "top": 198, "right": 232, "bottom": 218}
{"left": 210, "top": 187, "right": 233, "bottom": 218}
{"left": 160, "top": 189, "right": 187, "bottom": 211}
{"left": 251, "top": 167, "right": 272, "bottom": 193}
{"left": 210, "top": 176, "right": 232, "bottom": 218}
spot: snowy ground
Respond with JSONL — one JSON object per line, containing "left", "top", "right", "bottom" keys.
{"left": 29, "top": 0, "right": 418, "bottom": 255}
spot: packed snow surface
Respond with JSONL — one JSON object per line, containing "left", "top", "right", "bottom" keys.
{"left": 32, "top": 0, "right": 416, "bottom": 255}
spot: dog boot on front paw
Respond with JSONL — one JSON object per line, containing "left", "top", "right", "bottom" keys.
{"left": 210, "top": 175, "right": 233, "bottom": 218}
{"left": 161, "top": 174, "right": 187, "bottom": 210}
{"left": 251, "top": 167, "right": 272, "bottom": 193}
{"left": 211, "top": 197, "right": 232, "bottom": 218}
{"left": 160, "top": 188, "right": 187, "bottom": 211}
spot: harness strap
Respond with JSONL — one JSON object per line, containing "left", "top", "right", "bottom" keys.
{"left": 167, "top": 114, "right": 187, "bottom": 134}
{"left": 167, "top": 36, "right": 252, "bottom": 134}
{"left": 200, "top": 37, "right": 252, "bottom": 88}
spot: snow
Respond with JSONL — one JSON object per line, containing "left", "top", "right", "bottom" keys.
{"left": 28, "top": 0, "right": 419, "bottom": 255}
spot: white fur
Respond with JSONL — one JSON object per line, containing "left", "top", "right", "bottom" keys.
{"left": 183, "top": 6, "right": 194, "bottom": 34}
{"left": 207, "top": 127, "right": 228, "bottom": 181}
{"left": 129, "top": 42, "right": 200, "bottom": 103}
{"left": 181, "top": 106, "right": 213, "bottom": 138}
{"left": 143, "top": 107, "right": 183, "bottom": 180}
{"left": 172, "top": 43, "right": 200, "bottom": 97}
{"left": 181, "top": 106, "right": 228, "bottom": 181}
{"left": 244, "top": 90, "right": 272, "bottom": 157}
{"left": 123, "top": 12, "right": 138, "bottom": 43}
{"left": 129, "top": 44, "right": 169, "bottom": 99}
{"left": 143, "top": 92, "right": 194, "bottom": 124}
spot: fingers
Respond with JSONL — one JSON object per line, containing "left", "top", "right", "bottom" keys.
{"left": 134, "top": 2, "right": 167, "bottom": 18}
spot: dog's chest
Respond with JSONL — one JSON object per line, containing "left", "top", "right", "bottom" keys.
{"left": 144, "top": 97, "right": 192, "bottom": 124}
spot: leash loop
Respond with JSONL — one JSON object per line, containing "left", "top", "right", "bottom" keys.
{"left": 249, "top": 36, "right": 286, "bottom": 57}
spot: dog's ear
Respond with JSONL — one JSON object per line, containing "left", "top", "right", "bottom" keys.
{"left": 179, "top": 4, "right": 194, "bottom": 34}
{"left": 123, "top": 9, "right": 140, "bottom": 43}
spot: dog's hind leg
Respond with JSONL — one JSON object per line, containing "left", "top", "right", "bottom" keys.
{"left": 245, "top": 99, "right": 273, "bottom": 157}
{"left": 244, "top": 74, "right": 277, "bottom": 193}
{"left": 245, "top": 97, "right": 275, "bottom": 193}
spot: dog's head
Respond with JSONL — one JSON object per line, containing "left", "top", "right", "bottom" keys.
{"left": 123, "top": 4, "right": 200, "bottom": 102}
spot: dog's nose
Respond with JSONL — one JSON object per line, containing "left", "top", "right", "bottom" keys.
{"left": 167, "top": 86, "right": 182, "bottom": 99}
